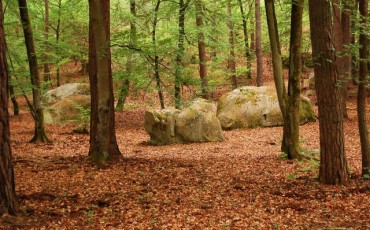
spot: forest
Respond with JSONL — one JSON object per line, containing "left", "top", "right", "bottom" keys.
{"left": 0, "top": 0, "right": 370, "bottom": 229}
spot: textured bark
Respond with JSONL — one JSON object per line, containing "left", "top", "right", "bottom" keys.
{"left": 227, "top": 0, "right": 237, "bottom": 89}
{"left": 116, "top": 0, "right": 137, "bottom": 111}
{"left": 309, "top": 0, "right": 349, "bottom": 184}
{"left": 357, "top": 0, "right": 370, "bottom": 176}
{"left": 284, "top": 0, "right": 304, "bottom": 159}
{"left": 89, "top": 0, "right": 122, "bottom": 163}
{"left": 238, "top": 0, "right": 252, "bottom": 79}
{"left": 174, "top": 0, "right": 189, "bottom": 109}
{"left": 152, "top": 0, "right": 165, "bottom": 109}
{"left": 265, "top": 0, "right": 302, "bottom": 160}
{"left": 195, "top": 0, "right": 209, "bottom": 99}
{"left": 0, "top": 0, "right": 19, "bottom": 215}
{"left": 18, "top": 0, "right": 51, "bottom": 143}
{"left": 255, "top": 0, "right": 263, "bottom": 86}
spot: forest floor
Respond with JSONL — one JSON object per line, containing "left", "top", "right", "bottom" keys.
{"left": 1, "top": 74, "right": 370, "bottom": 229}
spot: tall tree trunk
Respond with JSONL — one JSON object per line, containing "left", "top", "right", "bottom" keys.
{"left": 116, "top": 0, "right": 137, "bottom": 111}
{"left": 265, "top": 0, "right": 302, "bottom": 160}
{"left": 0, "top": 0, "right": 19, "bottom": 215}
{"left": 195, "top": 0, "right": 209, "bottom": 99}
{"left": 255, "top": 0, "right": 263, "bottom": 86}
{"left": 341, "top": 0, "right": 351, "bottom": 118}
{"left": 8, "top": 75, "right": 19, "bottom": 116}
{"left": 18, "top": 0, "right": 51, "bottom": 143}
{"left": 152, "top": 0, "right": 165, "bottom": 109}
{"left": 238, "top": 0, "right": 252, "bottom": 79}
{"left": 284, "top": 0, "right": 304, "bottom": 159}
{"left": 227, "top": 0, "right": 237, "bottom": 89}
{"left": 174, "top": 0, "right": 188, "bottom": 109}
{"left": 309, "top": 0, "right": 349, "bottom": 184}
{"left": 358, "top": 0, "right": 370, "bottom": 177}
{"left": 89, "top": 0, "right": 122, "bottom": 163}
{"left": 43, "top": 0, "right": 51, "bottom": 86}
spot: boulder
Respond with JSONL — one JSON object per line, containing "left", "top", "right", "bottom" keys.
{"left": 144, "top": 98, "right": 224, "bottom": 145}
{"left": 217, "top": 86, "right": 315, "bottom": 130}
{"left": 44, "top": 83, "right": 90, "bottom": 104}
{"left": 44, "top": 95, "right": 90, "bottom": 124}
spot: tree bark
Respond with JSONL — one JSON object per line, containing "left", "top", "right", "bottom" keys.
{"left": 227, "top": 0, "right": 237, "bottom": 89}
{"left": 195, "top": 0, "right": 209, "bottom": 99}
{"left": 358, "top": 0, "right": 370, "bottom": 177}
{"left": 116, "top": 0, "right": 137, "bottom": 111}
{"left": 309, "top": 0, "right": 349, "bottom": 184}
{"left": 238, "top": 0, "right": 252, "bottom": 79}
{"left": 0, "top": 0, "right": 19, "bottom": 215}
{"left": 341, "top": 0, "right": 351, "bottom": 118}
{"left": 18, "top": 0, "right": 51, "bottom": 143}
{"left": 89, "top": 0, "right": 122, "bottom": 163}
{"left": 255, "top": 0, "right": 263, "bottom": 86}
{"left": 174, "top": 0, "right": 189, "bottom": 109}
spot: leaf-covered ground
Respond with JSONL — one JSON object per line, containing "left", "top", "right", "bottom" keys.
{"left": 1, "top": 96, "right": 370, "bottom": 229}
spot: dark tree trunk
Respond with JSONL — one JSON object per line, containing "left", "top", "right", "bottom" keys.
{"left": 174, "top": 0, "right": 189, "bottom": 109}
{"left": 116, "top": 0, "right": 137, "bottom": 111}
{"left": 43, "top": 0, "right": 51, "bottom": 86}
{"left": 8, "top": 75, "right": 19, "bottom": 116}
{"left": 152, "top": 0, "right": 165, "bottom": 109}
{"left": 351, "top": 0, "right": 359, "bottom": 84}
{"left": 255, "top": 0, "right": 263, "bottom": 86}
{"left": 227, "top": 0, "right": 237, "bottom": 89}
{"left": 238, "top": 0, "right": 252, "bottom": 79}
{"left": 358, "top": 0, "right": 370, "bottom": 177}
{"left": 18, "top": 0, "right": 51, "bottom": 143}
{"left": 309, "top": 0, "right": 349, "bottom": 184}
{"left": 195, "top": 0, "right": 209, "bottom": 99}
{"left": 0, "top": 0, "right": 19, "bottom": 215}
{"left": 55, "top": 0, "right": 61, "bottom": 87}
{"left": 88, "top": 0, "right": 122, "bottom": 163}
{"left": 341, "top": 0, "right": 351, "bottom": 118}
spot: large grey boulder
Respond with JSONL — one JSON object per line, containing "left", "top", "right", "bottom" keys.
{"left": 44, "top": 95, "right": 90, "bottom": 124}
{"left": 217, "top": 86, "right": 315, "bottom": 130}
{"left": 44, "top": 83, "right": 90, "bottom": 104}
{"left": 144, "top": 98, "right": 224, "bottom": 145}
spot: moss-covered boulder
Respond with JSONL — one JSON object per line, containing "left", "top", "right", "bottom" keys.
{"left": 44, "top": 83, "right": 90, "bottom": 104}
{"left": 44, "top": 95, "right": 90, "bottom": 124}
{"left": 217, "top": 86, "right": 315, "bottom": 130}
{"left": 144, "top": 98, "right": 224, "bottom": 145}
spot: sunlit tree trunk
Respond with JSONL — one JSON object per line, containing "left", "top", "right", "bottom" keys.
{"left": 195, "top": 0, "right": 209, "bottom": 99}
{"left": 357, "top": 0, "right": 370, "bottom": 177}
{"left": 88, "top": 0, "right": 122, "bottom": 163}
{"left": 0, "top": 0, "right": 19, "bottom": 215}
{"left": 18, "top": 0, "right": 51, "bottom": 143}
{"left": 227, "top": 0, "right": 237, "bottom": 89}
{"left": 238, "top": 0, "right": 252, "bottom": 79}
{"left": 116, "top": 0, "right": 137, "bottom": 111}
{"left": 255, "top": 0, "right": 263, "bottom": 86}
{"left": 309, "top": 0, "right": 349, "bottom": 184}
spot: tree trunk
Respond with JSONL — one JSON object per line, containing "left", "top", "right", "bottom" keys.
{"left": 89, "top": 0, "right": 122, "bottom": 163}
{"left": 255, "top": 0, "right": 263, "bottom": 86}
{"left": 0, "top": 0, "right": 19, "bottom": 215}
{"left": 238, "top": 0, "right": 252, "bottom": 79}
{"left": 152, "top": 0, "right": 165, "bottom": 109}
{"left": 18, "top": 0, "right": 51, "bottom": 143}
{"left": 116, "top": 0, "right": 137, "bottom": 111}
{"left": 284, "top": 0, "right": 304, "bottom": 159}
{"left": 8, "top": 75, "right": 19, "bottom": 116}
{"left": 351, "top": 0, "right": 359, "bottom": 85}
{"left": 309, "top": 0, "right": 349, "bottom": 184}
{"left": 341, "top": 0, "right": 351, "bottom": 118}
{"left": 43, "top": 0, "right": 51, "bottom": 86}
{"left": 195, "top": 0, "right": 209, "bottom": 99}
{"left": 55, "top": 0, "right": 61, "bottom": 87}
{"left": 358, "top": 0, "right": 370, "bottom": 177}
{"left": 227, "top": 0, "right": 237, "bottom": 89}
{"left": 174, "top": 0, "right": 188, "bottom": 109}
